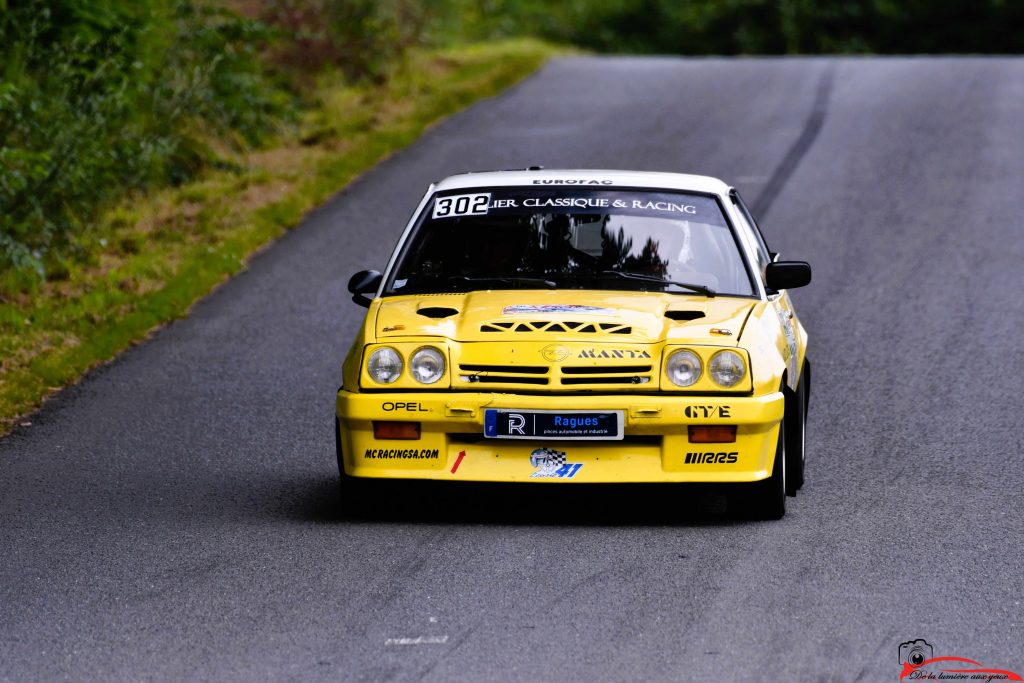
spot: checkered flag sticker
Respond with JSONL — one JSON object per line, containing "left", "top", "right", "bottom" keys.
{"left": 530, "top": 448, "right": 567, "bottom": 473}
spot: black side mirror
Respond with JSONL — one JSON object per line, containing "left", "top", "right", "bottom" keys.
{"left": 348, "top": 269, "right": 382, "bottom": 307}
{"left": 765, "top": 261, "right": 811, "bottom": 291}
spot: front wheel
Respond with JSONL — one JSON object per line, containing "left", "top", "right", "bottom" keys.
{"left": 785, "top": 363, "right": 809, "bottom": 495}
{"left": 732, "top": 418, "right": 786, "bottom": 520}
{"left": 336, "top": 417, "right": 372, "bottom": 510}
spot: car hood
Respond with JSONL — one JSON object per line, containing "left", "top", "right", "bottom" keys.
{"left": 373, "top": 291, "right": 755, "bottom": 345}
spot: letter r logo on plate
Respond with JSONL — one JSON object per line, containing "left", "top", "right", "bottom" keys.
{"left": 506, "top": 413, "right": 526, "bottom": 435}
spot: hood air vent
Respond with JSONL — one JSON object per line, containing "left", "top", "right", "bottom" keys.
{"left": 480, "top": 320, "right": 632, "bottom": 334}
{"left": 417, "top": 307, "right": 459, "bottom": 319}
{"left": 665, "top": 310, "right": 705, "bottom": 322}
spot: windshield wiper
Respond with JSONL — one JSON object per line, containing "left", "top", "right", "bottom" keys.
{"left": 596, "top": 270, "right": 716, "bottom": 297}
{"left": 445, "top": 275, "right": 558, "bottom": 289}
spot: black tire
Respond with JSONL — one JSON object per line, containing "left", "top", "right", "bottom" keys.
{"left": 785, "top": 364, "right": 808, "bottom": 495}
{"left": 733, "top": 417, "right": 786, "bottom": 520}
{"left": 336, "top": 417, "right": 371, "bottom": 510}
{"left": 334, "top": 417, "right": 344, "bottom": 478}
{"left": 338, "top": 469, "right": 371, "bottom": 510}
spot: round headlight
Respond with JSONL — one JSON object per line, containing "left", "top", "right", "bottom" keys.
{"left": 410, "top": 346, "right": 445, "bottom": 384}
{"left": 709, "top": 350, "right": 746, "bottom": 387}
{"left": 367, "top": 347, "right": 403, "bottom": 384}
{"left": 666, "top": 349, "right": 702, "bottom": 387}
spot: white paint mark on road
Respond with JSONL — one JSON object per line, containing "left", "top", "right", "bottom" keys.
{"left": 384, "top": 635, "right": 449, "bottom": 646}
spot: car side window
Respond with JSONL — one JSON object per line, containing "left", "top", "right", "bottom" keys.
{"left": 731, "top": 191, "right": 772, "bottom": 279}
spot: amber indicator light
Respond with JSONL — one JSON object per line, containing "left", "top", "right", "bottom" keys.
{"left": 373, "top": 421, "right": 421, "bottom": 440}
{"left": 688, "top": 425, "right": 737, "bottom": 443}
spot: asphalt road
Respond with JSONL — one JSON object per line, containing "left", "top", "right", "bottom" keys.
{"left": 2, "top": 57, "right": 1023, "bottom": 682}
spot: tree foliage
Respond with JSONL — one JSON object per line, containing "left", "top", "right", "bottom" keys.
{"left": 3, "top": 0, "right": 1021, "bottom": 280}
{"left": 434, "top": 0, "right": 1024, "bottom": 54}
{"left": 0, "top": 1, "right": 294, "bottom": 278}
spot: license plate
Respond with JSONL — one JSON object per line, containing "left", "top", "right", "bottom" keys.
{"left": 484, "top": 409, "right": 624, "bottom": 440}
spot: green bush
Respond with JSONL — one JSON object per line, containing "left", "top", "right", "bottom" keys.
{"left": 262, "top": 0, "right": 430, "bottom": 81}
{"left": 432, "top": 0, "right": 1024, "bottom": 54}
{"left": 0, "top": 0, "right": 289, "bottom": 281}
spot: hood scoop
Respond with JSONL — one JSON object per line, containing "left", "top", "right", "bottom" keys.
{"left": 480, "top": 320, "right": 632, "bottom": 335}
{"left": 665, "top": 310, "right": 705, "bottom": 322}
{"left": 417, "top": 306, "right": 459, "bottom": 319}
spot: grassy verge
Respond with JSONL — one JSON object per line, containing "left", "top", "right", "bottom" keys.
{"left": 0, "top": 38, "right": 558, "bottom": 432}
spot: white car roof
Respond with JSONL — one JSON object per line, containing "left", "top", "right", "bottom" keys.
{"left": 433, "top": 169, "right": 732, "bottom": 196}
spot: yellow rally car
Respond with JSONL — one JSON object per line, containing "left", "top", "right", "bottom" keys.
{"left": 336, "top": 169, "right": 811, "bottom": 519}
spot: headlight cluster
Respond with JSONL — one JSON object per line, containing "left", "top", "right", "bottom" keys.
{"left": 409, "top": 347, "right": 445, "bottom": 384}
{"left": 666, "top": 350, "right": 702, "bottom": 387}
{"left": 709, "top": 350, "right": 746, "bottom": 387}
{"left": 665, "top": 349, "right": 746, "bottom": 388}
{"left": 367, "top": 346, "right": 446, "bottom": 385}
{"left": 367, "top": 347, "right": 403, "bottom": 384}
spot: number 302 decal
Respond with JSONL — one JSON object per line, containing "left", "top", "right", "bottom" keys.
{"left": 432, "top": 192, "right": 491, "bottom": 219}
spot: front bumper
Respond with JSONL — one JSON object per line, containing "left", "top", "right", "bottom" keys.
{"left": 336, "top": 391, "right": 783, "bottom": 483}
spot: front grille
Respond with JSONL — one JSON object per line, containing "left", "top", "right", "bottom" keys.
{"left": 459, "top": 364, "right": 547, "bottom": 374}
{"left": 561, "top": 365, "right": 652, "bottom": 375}
{"left": 464, "top": 375, "right": 549, "bottom": 385}
{"left": 561, "top": 376, "right": 650, "bottom": 385}
{"left": 559, "top": 363, "right": 654, "bottom": 386}
{"left": 458, "top": 363, "right": 551, "bottom": 387}
{"left": 457, "top": 363, "right": 653, "bottom": 388}
{"left": 480, "top": 320, "right": 632, "bottom": 335}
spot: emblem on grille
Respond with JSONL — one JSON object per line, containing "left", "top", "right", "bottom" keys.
{"left": 541, "top": 344, "right": 571, "bottom": 362}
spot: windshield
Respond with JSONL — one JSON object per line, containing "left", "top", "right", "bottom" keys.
{"left": 385, "top": 187, "right": 756, "bottom": 297}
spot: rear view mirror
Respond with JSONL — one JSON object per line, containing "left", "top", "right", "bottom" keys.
{"left": 765, "top": 261, "right": 811, "bottom": 291}
{"left": 348, "top": 269, "right": 382, "bottom": 307}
